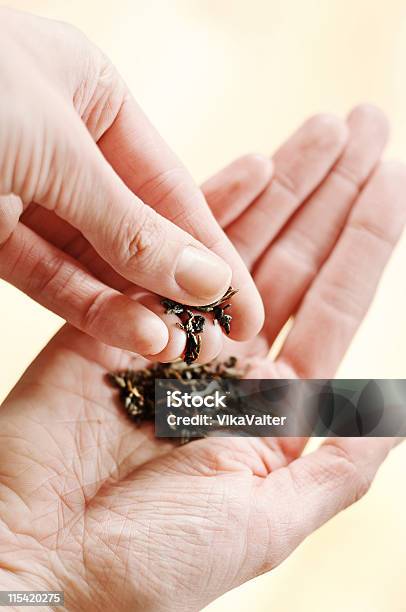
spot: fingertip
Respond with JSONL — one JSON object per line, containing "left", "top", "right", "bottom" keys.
{"left": 195, "top": 319, "right": 223, "bottom": 363}
{"left": 140, "top": 315, "right": 170, "bottom": 355}
{"left": 347, "top": 103, "right": 390, "bottom": 141}
{"left": 137, "top": 293, "right": 186, "bottom": 361}
{"left": 110, "top": 302, "right": 169, "bottom": 355}
{"left": 227, "top": 283, "right": 265, "bottom": 341}
{"left": 146, "top": 325, "right": 186, "bottom": 362}
{"left": 304, "top": 113, "right": 349, "bottom": 150}
{"left": 237, "top": 153, "right": 274, "bottom": 187}
{"left": 82, "top": 292, "right": 170, "bottom": 356}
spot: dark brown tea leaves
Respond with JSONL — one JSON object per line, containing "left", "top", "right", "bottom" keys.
{"left": 108, "top": 357, "right": 244, "bottom": 442}
{"left": 161, "top": 286, "right": 238, "bottom": 364}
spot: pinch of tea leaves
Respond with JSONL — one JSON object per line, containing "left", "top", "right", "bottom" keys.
{"left": 160, "top": 286, "right": 238, "bottom": 364}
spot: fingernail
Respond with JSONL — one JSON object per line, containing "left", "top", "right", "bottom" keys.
{"left": 175, "top": 246, "right": 232, "bottom": 301}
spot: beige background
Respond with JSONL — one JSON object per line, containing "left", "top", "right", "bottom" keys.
{"left": 1, "top": 1, "right": 406, "bottom": 610}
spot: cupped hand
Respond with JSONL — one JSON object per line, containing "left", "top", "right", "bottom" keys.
{"left": 0, "top": 105, "right": 405, "bottom": 611}
{"left": 0, "top": 6, "right": 269, "bottom": 358}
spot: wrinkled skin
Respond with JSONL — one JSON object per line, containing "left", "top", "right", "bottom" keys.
{"left": 1, "top": 107, "right": 405, "bottom": 611}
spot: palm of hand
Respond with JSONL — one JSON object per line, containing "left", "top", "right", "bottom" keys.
{"left": 1, "top": 107, "right": 405, "bottom": 611}
{"left": 1, "top": 326, "right": 288, "bottom": 610}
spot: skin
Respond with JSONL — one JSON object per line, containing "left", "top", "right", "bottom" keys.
{"left": 0, "top": 6, "right": 268, "bottom": 358}
{"left": 0, "top": 106, "right": 405, "bottom": 611}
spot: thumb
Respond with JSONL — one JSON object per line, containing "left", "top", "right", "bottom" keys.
{"left": 0, "top": 97, "right": 232, "bottom": 307}
{"left": 252, "top": 437, "right": 400, "bottom": 575}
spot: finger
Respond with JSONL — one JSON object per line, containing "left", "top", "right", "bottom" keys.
{"left": 96, "top": 94, "right": 265, "bottom": 340}
{"left": 21, "top": 204, "right": 131, "bottom": 292}
{"left": 255, "top": 437, "right": 401, "bottom": 573}
{"left": 0, "top": 223, "right": 170, "bottom": 355}
{"left": 225, "top": 114, "right": 348, "bottom": 266}
{"left": 201, "top": 154, "right": 273, "bottom": 227}
{"left": 1, "top": 102, "right": 233, "bottom": 310}
{"left": 277, "top": 160, "right": 406, "bottom": 378}
{"left": 256, "top": 104, "right": 389, "bottom": 344}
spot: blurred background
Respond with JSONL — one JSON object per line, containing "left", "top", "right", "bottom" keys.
{"left": 1, "top": 1, "right": 406, "bottom": 610}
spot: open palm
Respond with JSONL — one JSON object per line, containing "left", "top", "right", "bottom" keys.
{"left": 0, "top": 106, "right": 405, "bottom": 611}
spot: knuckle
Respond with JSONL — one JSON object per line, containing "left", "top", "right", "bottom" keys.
{"left": 81, "top": 288, "right": 113, "bottom": 334}
{"left": 348, "top": 218, "right": 395, "bottom": 250}
{"left": 274, "top": 167, "right": 300, "bottom": 199}
{"left": 316, "top": 275, "right": 364, "bottom": 322}
{"left": 119, "top": 205, "right": 166, "bottom": 274}
{"left": 277, "top": 230, "right": 320, "bottom": 277}
{"left": 331, "top": 162, "right": 361, "bottom": 192}
{"left": 32, "top": 258, "right": 80, "bottom": 302}
{"left": 76, "top": 49, "right": 127, "bottom": 140}
{"left": 324, "top": 444, "right": 372, "bottom": 501}
{"left": 136, "top": 166, "right": 190, "bottom": 211}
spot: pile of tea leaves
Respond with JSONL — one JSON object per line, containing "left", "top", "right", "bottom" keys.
{"left": 108, "top": 357, "right": 244, "bottom": 441}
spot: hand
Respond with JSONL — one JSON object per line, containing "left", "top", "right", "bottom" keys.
{"left": 209, "top": 104, "right": 405, "bottom": 378}
{"left": 0, "top": 6, "right": 268, "bottom": 358}
{"left": 0, "top": 106, "right": 404, "bottom": 611}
